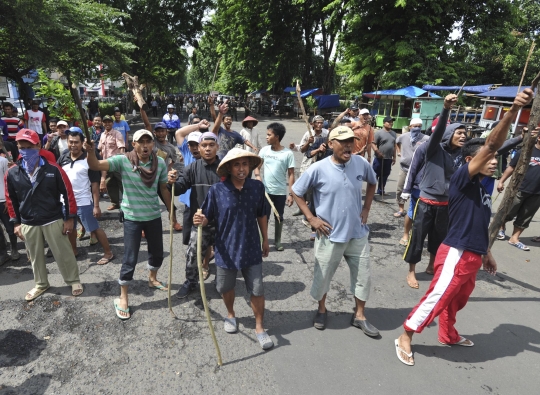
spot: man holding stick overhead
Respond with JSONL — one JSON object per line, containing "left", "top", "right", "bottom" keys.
{"left": 395, "top": 88, "right": 534, "bottom": 366}
{"left": 193, "top": 148, "right": 273, "bottom": 350}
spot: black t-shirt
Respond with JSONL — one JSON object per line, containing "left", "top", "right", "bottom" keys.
{"left": 509, "top": 146, "right": 540, "bottom": 195}
{"left": 444, "top": 163, "right": 492, "bottom": 255}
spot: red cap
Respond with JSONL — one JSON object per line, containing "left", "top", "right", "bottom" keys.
{"left": 16, "top": 129, "right": 40, "bottom": 145}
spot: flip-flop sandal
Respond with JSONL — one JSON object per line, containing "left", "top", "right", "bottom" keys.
{"left": 107, "top": 204, "right": 119, "bottom": 211}
{"left": 438, "top": 336, "right": 474, "bottom": 347}
{"left": 508, "top": 241, "right": 530, "bottom": 251}
{"left": 393, "top": 211, "right": 406, "bottom": 218}
{"left": 531, "top": 236, "right": 540, "bottom": 243}
{"left": 173, "top": 222, "right": 183, "bottom": 231}
{"left": 25, "top": 286, "right": 50, "bottom": 301}
{"left": 97, "top": 255, "right": 114, "bottom": 265}
{"left": 399, "top": 238, "right": 408, "bottom": 246}
{"left": 71, "top": 283, "right": 84, "bottom": 296}
{"left": 256, "top": 331, "right": 274, "bottom": 350}
{"left": 114, "top": 298, "right": 130, "bottom": 320}
{"left": 77, "top": 229, "right": 86, "bottom": 240}
{"left": 224, "top": 317, "right": 238, "bottom": 333}
{"left": 149, "top": 281, "right": 168, "bottom": 291}
{"left": 395, "top": 339, "right": 414, "bottom": 366}
{"left": 89, "top": 237, "right": 99, "bottom": 246}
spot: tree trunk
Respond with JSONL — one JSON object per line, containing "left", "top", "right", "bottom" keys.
{"left": 487, "top": 82, "right": 540, "bottom": 248}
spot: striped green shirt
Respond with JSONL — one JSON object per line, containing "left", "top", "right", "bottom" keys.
{"left": 107, "top": 155, "right": 168, "bottom": 221}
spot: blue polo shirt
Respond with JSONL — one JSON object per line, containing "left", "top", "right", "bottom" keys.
{"left": 292, "top": 155, "right": 377, "bottom": 243}
{"left": 178, "top": 140, "right": 196, "bottom": 206}
{"left": 201, "top": 178, "right": 268, "bottom": 270}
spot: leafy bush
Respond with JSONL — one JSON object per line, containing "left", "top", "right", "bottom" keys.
{"left": 33, "top": 70, "right": 80, "bottom": 123}
{"left": 98, "top": 102, "right": 117, "bottom": 116}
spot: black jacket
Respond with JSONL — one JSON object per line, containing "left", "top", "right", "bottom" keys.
{"left": 6, "top": 157, "right": 77, "bottom": 225}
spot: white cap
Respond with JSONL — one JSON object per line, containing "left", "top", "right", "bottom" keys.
{"left": 187, "top": 131, "right": 202, "bottom": 143}
{"left": 359, "top": 109, "right": 370, "bottom": 115}
{"left": 167, "top": 104, "right": 175, "bottom": 109}
{"left": 57, "top": 120, "right": 69, "bottom": 127}
{"left": 132, "top": 129, "right": 154, "bottom": 142}
{"left": 409, "top": 118, "right": 422, "bottom": 126}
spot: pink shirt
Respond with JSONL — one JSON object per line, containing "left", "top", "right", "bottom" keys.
{"left": 98, "top": 129, "right": 125, "bottom": 159}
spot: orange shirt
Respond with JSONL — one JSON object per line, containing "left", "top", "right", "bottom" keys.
{"left": 351, "top": 121, "right": 374, "bottom": 156}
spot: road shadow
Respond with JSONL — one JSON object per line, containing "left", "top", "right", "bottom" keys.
{"left": 0, "top": 373, "right": 52, "bottom": 395}
{"left": 412, "top": 323, "right": 540, "bottom": 363}
{"left": 0, "top": 329, "right": 47, "bottom": 368}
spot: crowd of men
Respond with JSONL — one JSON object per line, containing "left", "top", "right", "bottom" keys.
{"left": 1, "top": 88, "right": 539, "bottom": 359}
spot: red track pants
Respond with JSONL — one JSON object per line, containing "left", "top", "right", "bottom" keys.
{"left": 404, "top": 243, "right": 482, "bottom": 344}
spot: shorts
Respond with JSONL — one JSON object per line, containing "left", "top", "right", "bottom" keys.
{"left": 504, "top": 191, "right": 540, "bottom": 229}
{"left": 64, "top": 205, "right": 100, "bottom": 233}
{"left": 215, "top": 264, "right": 264, "bottom": 296}
{"left": 311, "top": 234, "right": 371, "bottom": 302}
{"left": 404, "top": 200, "right": 449, "bottom": 265}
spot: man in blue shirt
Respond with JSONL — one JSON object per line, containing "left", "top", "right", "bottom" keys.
{"left": 194, "top": 148, "right": 273, "bottom": 350}
{"left": 292, "top": 126, "right": 379, "bottom": 336}
{"left": 162, "top": 104, "right": 181, "bottom": 144}
{"left": 112, "top": 108, "right": 130, "bottom": 144}
{"left": 395, "top": 88, "right": 533, "bottom": 366}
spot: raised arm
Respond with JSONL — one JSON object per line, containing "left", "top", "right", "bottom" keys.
{"left": 140, "top": 107, "right": 152, "bottom": 130}
{"left": 175, "top": 120, "right": 209, "bottom": 146}
{"left": 468, "top": 89, "right": 534, "bottom": 178}
{"left": 211, "top": 102, "right": 228, "bottom": 135}
{"left": 426, "top": 94, "right": 456, "bottom": 157}
{"left": 85, "top": 140, "right": 111, "bottom": 172}
{"left": 208, "top": 96, "right": 217, "bottom": 122}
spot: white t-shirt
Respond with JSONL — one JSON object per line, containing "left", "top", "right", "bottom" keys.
{"left": 24, "top": 110, "right": 44, "bottom": 134}
{"left": 60, "top": 157, "right": 94, "bottom": 206}
{"left": 0, "top": 156, "right": 8, "bottom": 202}
{"left": 259, "top": 146, "right": 295, "bottom": 195}
{"left": 58, "top": 138, "right": 68, "bottom": 155}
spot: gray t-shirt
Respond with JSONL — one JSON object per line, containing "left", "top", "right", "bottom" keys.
{"left": 396, "top": 132, "right": 429, "bottom": 171}
{"left": 292, "top": 155, "right": 377, "bottom": 243}
{"left": 374, "top": 129, "right": 397, "bottom": 159}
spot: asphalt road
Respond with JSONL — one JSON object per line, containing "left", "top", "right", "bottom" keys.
{"left": 1, "top": 111, "right": 539, "bottom": 394}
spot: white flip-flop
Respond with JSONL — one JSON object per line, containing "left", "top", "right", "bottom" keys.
{"left": 395, "top": 339, "right": 414, "bottom": 366}
{"left": 438, "top": 336, "right": 474, "bottom": 347}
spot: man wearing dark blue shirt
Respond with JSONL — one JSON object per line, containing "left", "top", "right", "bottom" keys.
{"left": 194, "top": 148, "right": 273, "bottom": 350}
{"left": 394, "top": 88, "right": 534, "bottom": 366}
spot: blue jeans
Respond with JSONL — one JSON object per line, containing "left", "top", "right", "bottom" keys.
{"left": 119, "top": 217, "right": 164, "bottom": 285}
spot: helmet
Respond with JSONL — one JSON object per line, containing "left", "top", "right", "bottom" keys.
{"left": 167, "top": 104, "right": 175, "bottom": 109}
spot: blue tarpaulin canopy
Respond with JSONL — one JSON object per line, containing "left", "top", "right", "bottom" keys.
{"left": 364, "top": 86, "right": 440, "bottom": 99}
{"left": 315, "top": 94, "right": 340, "bottom": 109}
{"left": 422, "top": 84, "right": 493, "bottom": 94}
{"left": 477, "top": 86, "right": 537, "bottom": 98}
{"left": 298, "top": 88, "right": 323, "bottom": 98}
{"left": 283, "top": 87, "right": 295, "bottom": 93}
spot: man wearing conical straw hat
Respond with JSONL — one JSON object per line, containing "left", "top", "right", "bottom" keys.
{"left": 193, "top": 148, "right": 274, "bottom": 350}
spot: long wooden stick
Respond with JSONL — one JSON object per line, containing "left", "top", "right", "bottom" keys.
{"left": 296, "top": 80, "right": 313, "bottom": 137}
{"left": 487, "top": 71, "right": 540, "bottom": 248}
{"left": 167, "top": 183, "right": 176, "bottom": 318}
{"left": 66, "top": 73, "right": 92, "bottom": 143}
{"left": 517, "top": 42, "right": 536, "bottom": 94}
{"left": 453, "top": 81, "right": 467, "bottom": 122}
{"left": 210, "top": 57, "right": 222, "bottom": 94}
{"left": 196, "top": 209, "right": 222, "bottom": 367}
{"left": 265, "top": 192, "right": 281, "bottom": 223}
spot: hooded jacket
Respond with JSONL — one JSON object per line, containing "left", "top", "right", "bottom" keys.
{"left": 418, "top": 108, "right": 464, "bottom": 202}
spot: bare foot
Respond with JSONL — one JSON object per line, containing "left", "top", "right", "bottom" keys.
{"left": 407, "top": 272, "right": 419, "bottom": 289}
{"left": 425, "top": 267, "right": 434, "bottom": 275}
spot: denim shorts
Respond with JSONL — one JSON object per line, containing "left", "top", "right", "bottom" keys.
{"left": 215, "top": 264, "right": 264, "bottom": 296}
{"left": 64, "top": 204, "right": 100, "bottom": 233}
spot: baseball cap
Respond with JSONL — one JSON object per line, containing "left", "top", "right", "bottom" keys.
{"left": 198, "top": 131, "right": 218, "bottom": 143}
{"left": 350, "top": 106, "right": 359, "bottom": 111}
{"left": 167, "top": 104, "right": 175, "bottom": 109}
{"left": 102, "top": 115, "right": 113, "bottom": 122}
{"left": 114, "top": 107, "right": 121, "bottom": 112}
{"left": 68, "top": 126, "right": 84, "bottom": 135}
{"left": 187, "top": 131, "right": 202, "bottom": 143}
{"left": 57, "top": 120, "right": 69, "bottom": 127}
{"left": 132, "top": 130, "right": 154, "bottom": 142}
{"left": 154, "top": 122, "right": 167, "bottom": 130}
{"left": 328, "top": 126, "right": 359, "bottom": 141}
{"left": 409, "top": 118, "right": 422, "bottom": 126}
{"left": 359, "top": 109, "right": 370, "bottom": 115}
{"left": 16, "top": 128, "right": 40, "bottom": 144}
{"left": 383, "top": 116, "right": 395, "bottom": 123}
